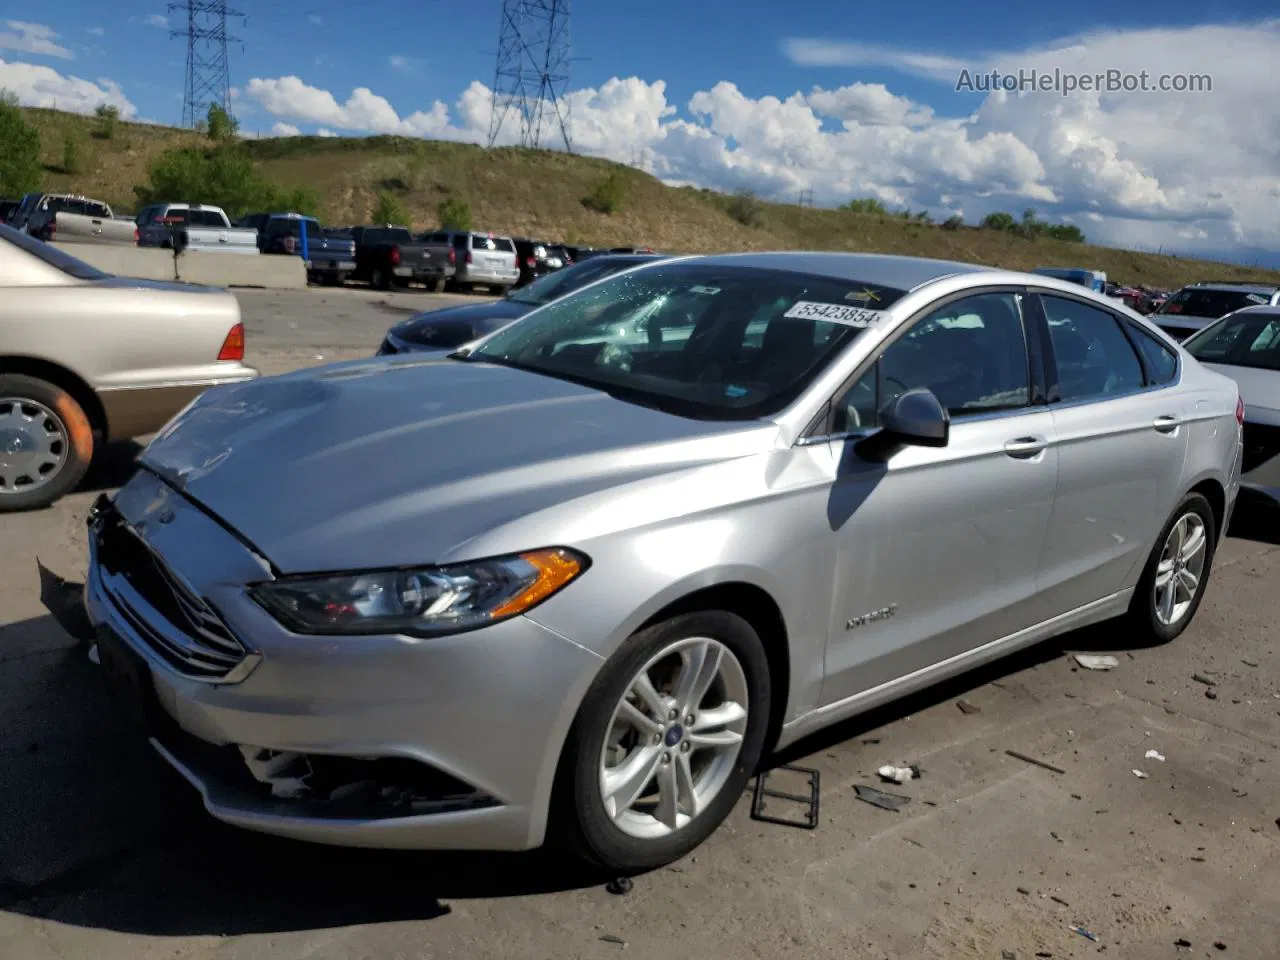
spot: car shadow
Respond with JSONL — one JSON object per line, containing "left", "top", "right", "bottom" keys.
{"left": 0, "top": 614, "right": 608, "bottom": 937}
{"left": 78, "top": 440, "right": 145, "bottom": 494}
{"left": 1227, "top": 496, "right": 1280, "bottom": 546}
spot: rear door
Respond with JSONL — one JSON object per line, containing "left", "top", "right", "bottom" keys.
{"left": 1032, "top": 291, "right": 1189, "bottom": 618}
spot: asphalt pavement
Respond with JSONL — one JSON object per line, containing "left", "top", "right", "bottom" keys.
{"left": 1, "top": 286, "right": 1278, "bottom": 960}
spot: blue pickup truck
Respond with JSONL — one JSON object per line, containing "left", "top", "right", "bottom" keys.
{"left": 235, "top": 211, "right": 357, "bottom": 285}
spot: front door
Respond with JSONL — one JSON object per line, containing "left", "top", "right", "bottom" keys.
{"left": 819, "top": 290, "right": 1060, "bottom": 706}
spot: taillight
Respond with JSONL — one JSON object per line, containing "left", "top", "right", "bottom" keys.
{"left": 525, "top": 256, "right": 536, "bottom": 268}
{"left": 217, "top": 322, "right": 245, "bottom": 362}
{"left": 447, "top": 248, "right": 456, "bottom": 265}
{"left": 133, "top": 227, "right": 139, "bottom": 245}
{"left": 465, "top": 250, "right": 473, "bottom": 264}
{"left": 1236, "top": 394, "right": 1245, "bottom": 426}
{"left": 46, "top": 221, "right": 56, "bottom": 239}
{"left": 389, "top": 245, "right": 401, "bottom": 266}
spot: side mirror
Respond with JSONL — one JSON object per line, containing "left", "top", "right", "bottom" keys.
{"left": 855, "top": 387, "right": 949, "bottom": 461}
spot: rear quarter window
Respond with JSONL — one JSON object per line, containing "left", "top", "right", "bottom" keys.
{"left": 1125, "top": 322, "right": 1178, "bottom": 384}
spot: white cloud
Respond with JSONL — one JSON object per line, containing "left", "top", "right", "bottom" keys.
{"left": 0, "top": 21, "right": 73, "bottom": 60}
{"left": 316, "top": 127, "right": 337, "bottom": 137}
{"left": 87, "top": 27, "right": 105, "bottom": 37}
{"left": 389, "top": 54, "right": 425, "bottom": 76}
{"left": 0, "top": 57, "right": 135, "bottom": 116}
{"left": 271, "top": 121, "right": 301, "bottom": 136}
{"left": 308, "top": 15, "right": 323, "bottom": 25}
{"left": 144, "top": 14, "right": 168, "bottom": 28}
{"left": 243, "top": 19, "right": 1280, "bottom": 257}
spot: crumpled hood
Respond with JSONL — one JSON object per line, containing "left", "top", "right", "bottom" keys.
{"left": 139, "top": 356, "right": 775, "bottom": 573}
{"left": 390, "top": 298, "right": 531, "bottom": 345}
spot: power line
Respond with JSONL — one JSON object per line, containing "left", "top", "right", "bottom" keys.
{"left": 487, "top": 0, "right": 573, "bottom": 152}
{"left": 169, "top": 0, "right": 243, "bottom": 128}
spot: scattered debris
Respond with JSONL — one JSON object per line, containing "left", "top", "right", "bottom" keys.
{"left": 1145, "top": 750, "right": 1166, "bottom": 762}
{"left": 854, "top": 783, "right": 911, "bottom": 812}
{"left": 1006, "top": 750, "right": 1066, "bottom": 775}
{"left": 1050, "top": 895, "right": 1070, "bottom": 907}
{"left": 1241, "top": 659, "right": 1259, "bottom": 668}
{"left": 1073, "top": 653, "right": 1119, "bottom": 670}
{"left": 1132, "top": 769, "right": 1149, "bottom": 779}
{"left": 1016, "top": 887, "right": 1031, "bottom": 896}
{"left": 956, "top": 699, "right": 981, "bottom": 714}
{"left": 312, "top": 354, "right": 326, "bottom": 361}
{"left": 1050, "top": 831, "right": 1062, "bottom": 843}
{"left": 1214, "top": 941, "right": 1227, "bottom": 950}
{"left": 1174, "top": 938, "right": 1192, "bottom": 949}
{"left": 37, "top": 558, "right": 95, "bottom": 642}
{"left": 877, "top": 763, "right": 921, "bottom": 784}
{"left": 599, "top": 934, "right": 626, "bottom": 946}
{"left": 1071, "top": 925, "right": 1098, "bottom": 943}
{"left": 1002, "top": 951, "right": 1017, "bottom": 960}
{"left": 1192, "top": 674, "right": 1215, "bottom": 686}
{"left": 861, "top": 738, "right": 881, "bottom": 745}
{"left": 903, "top": 836, "right": 924, "bottom": 848}
{"left": 1190, "top": 856, "right": 1205, "bottom": 863}
{"left": 750, "top": 765, "right": 820, "bottom": 829}
{"left": 605, "top": 877, "right": 634, "bottom": 896}
{"left": 1035, "top": 952, "right": 1053, "bottom": 958}
{"left": 1206, "top": 690, "right": 1219, "bottom": 700}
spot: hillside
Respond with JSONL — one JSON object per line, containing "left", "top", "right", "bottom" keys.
{"left": 20, "top": 106, "right": 1280, "bottom": 291}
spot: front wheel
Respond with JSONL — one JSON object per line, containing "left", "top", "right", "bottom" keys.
{"left": 0, "top": 375, "right": 95, "bottom": 512}
{"left": 1127, "top": 492, "right": 1217, "bottom": 642}
{"left": 553, "top": 610, "right": 771, "bottom": 872}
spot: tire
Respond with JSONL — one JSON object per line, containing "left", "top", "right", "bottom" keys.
{"left": 553, "top": 610, "right": 771, "bottom": 873}
{"left": 0, "top": 375, "right": 95, "bottom": 512}
{"left": 371, "top": 267, "right": 390, "bottom": 290}
{"left": 1126, "top": 492, "right": 1217, "bottom": 643}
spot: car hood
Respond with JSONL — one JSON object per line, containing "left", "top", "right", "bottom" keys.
{"left": 390, "top": 299, "right": 532, "bottom": 344}
{"left": 138, "top": 356, "right": 776, "bottom": 573}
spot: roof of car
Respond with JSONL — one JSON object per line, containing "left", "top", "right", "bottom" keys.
{"left": 682, "top": 251, "right": 994, "bottom": 291}
{"left": 1188, "top": 281, "right": 1280, "bottom": 292}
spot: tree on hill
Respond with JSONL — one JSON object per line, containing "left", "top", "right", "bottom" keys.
{"left": 0, "top": 93, "right": 42, "bottom": 197}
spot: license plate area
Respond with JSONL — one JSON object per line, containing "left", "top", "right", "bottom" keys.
{"left": 97, "top": 626, "right": 163, "bottom": 733}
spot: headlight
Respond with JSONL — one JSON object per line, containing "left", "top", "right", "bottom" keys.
{"left": 247, "top": 548, "right": 588, "bottom": 637}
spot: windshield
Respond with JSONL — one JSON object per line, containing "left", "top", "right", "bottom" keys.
{"left": 1157, "top": 288, "right": 1272, "bottom": 320}
{"left": 508, "top": 257, "right": 649, "bottom": 306}
{"left": 468, "top": 262, "right": 907, "bottom": 419}
{"left": 1184, "top": 311, "right": 1280, "bottom": 371}
{"left": 1, "top": 224, "right": 108, "bottom": 280}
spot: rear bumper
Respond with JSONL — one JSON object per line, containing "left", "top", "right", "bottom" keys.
{"left": 459, "top": 266, "right": 519, "bottom": 286}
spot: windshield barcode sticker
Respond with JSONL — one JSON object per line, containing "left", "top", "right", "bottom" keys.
{"left": 689, "top": 285, "right": 721, "bottom": 295}
{"left": 784, "top": 301, "right": 883, "bottom": 327}
{"left": 1246, "top": 293, "right": 1268, "bottom": 304}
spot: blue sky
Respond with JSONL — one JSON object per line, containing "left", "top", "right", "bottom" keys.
{"left": 3, "top": 2, "right": 1278, "bottom": 263}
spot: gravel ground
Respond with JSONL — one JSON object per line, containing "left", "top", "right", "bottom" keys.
{"left": 1, "top": 287, "right": 1278, "bottom": 960}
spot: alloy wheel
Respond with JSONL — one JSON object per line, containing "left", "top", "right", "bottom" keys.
{"left": 598, "top": 636, "right": 749, "bottom": 840}
{"left": 1153, "top": 511, "right": 1208, "bottom": 626}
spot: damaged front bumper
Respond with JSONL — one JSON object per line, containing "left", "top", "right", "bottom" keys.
{"left": 83, "top": 472, "right": 604, "bottom": 852}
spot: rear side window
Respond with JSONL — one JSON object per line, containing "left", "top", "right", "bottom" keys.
{"left": 1041, "top": 295, "right": 1144, "bottom": 402}
{"left": 472, "top": 235, "right": 514, "bottom": 253}
{"left": 1125, "top": 322, "right": 1178, "bottom": 384}
{"left": 188, "top": 209, "right": 226, "bottom": 227}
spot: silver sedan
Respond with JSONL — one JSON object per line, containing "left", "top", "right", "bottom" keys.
{"left": 84, "top": 252, "right": 1243, "bottom": 872}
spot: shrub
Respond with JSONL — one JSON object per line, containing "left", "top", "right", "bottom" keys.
{"left": 842, "top": 197, "right": 888, "bottom": 215}
{"left": 582, "top": 170, "right": 627, "bottom": 215}
{"left": 723, "top": 189, "right": 763, "bottom": 227}
{"left": 135, "top": 141, "right": 315, "bottom": 218}
{"left": 61, "top": 134, "right": 81, "bottom": 175}
{"left": 93, "top": 104, "right": 119, "bottom": 140}
{"left": 437, "top": 196, "right": 472, "bottom": 231}
{"left": 206, "top": 103, "right": 239, "bottom": 142}
{"left": 0, "top": 94, "right": 42, "bottom": 195}
{"left": 941, "top": 215, "right": 964, "bottom": 231}
{"left": 980, "top": 211, "right": 1016, "bottom": 231}
{"left": 371, "top": 191, "right": 409, "bottom": 226}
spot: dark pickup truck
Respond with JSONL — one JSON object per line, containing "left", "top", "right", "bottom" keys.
{"left": 346, "top": 225, "right": 455, "bottom": 291}
{"left": 237, "top": 211, "right": 357, "bottom": 284}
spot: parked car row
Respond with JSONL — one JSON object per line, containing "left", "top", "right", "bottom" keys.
{"left": 3, "top": 192, "right": 137, "bottom": 244}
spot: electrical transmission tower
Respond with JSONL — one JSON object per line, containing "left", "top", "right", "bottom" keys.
{"left": 169, "top": 0, "right": 242, "bottom": 129}
{"left": 797, "top": 188, "right": 814, "bottom": 207}
{"left": 487, "top": 0, "right": 573, "bottom": 152}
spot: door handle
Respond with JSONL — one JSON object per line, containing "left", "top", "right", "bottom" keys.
{"left": 1152, "top": 415, "right": 1182, "bottom": 433}
{"left": 1004, "top": 436, "right": 1048, "bottom": 458}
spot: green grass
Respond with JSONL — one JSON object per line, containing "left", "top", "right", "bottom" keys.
{"left": 19, "top": 106, "right": 1280, "bottom": 290}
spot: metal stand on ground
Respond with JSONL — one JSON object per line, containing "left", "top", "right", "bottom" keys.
{"left": 750, "top": 764, "right": 820, "bottom": 829}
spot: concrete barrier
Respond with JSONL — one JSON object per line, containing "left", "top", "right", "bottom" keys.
{"left": 51, "top": 242, "right": 307, "bottom": 290}
{"left": 176, "top": 250, "right": 308, "bottom": 289}
{"left": 53, "top": 242, "right": 176, "bottom": 281}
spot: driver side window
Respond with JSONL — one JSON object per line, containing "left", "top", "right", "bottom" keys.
{"left": 832, "top": 292, "right": 1031, "bottom": 432}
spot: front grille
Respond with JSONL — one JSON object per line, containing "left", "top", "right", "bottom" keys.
{"left": 94, "top": 505, "right": 249, "bottom": 680}
{"left": 1242, "top": 421, "right": 1280, "bottom": 475}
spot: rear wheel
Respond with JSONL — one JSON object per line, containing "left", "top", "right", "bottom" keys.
{"left": 553, "top": 610, "right": 771, "bottom": 872}
{"left": 0, "top": 375, "right": 94, "bottom": 512}
{"left": 371, "top": 267, "right": 391, "bottom": 290}
{"left": 1127, "top": 492, "right": 1217, "bottom": 642}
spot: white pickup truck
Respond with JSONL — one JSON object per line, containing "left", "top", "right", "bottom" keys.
{"left": 134, "top": 203, "right": 260, "bottom": 255}
{"left": 19, "top": 194, "right": 138, "bottom": 245}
